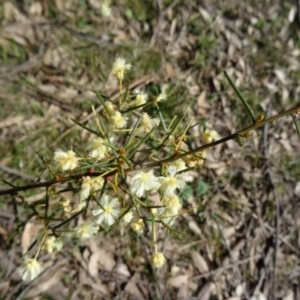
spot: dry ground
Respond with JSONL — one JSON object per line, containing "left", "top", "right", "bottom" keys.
{"left": 0, "top": 0, "right": 300, "bottom": 299}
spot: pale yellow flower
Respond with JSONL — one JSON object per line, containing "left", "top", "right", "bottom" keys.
{"left": 150, "top": 252, "right": 165, "bottom": 268}
{"left": 150, "top": 208, "right": 158, "bottom": 216}
{"left": 92, "top": 195, "right": 120, "bottom": 226}
{"left": 111, "top": 111, "right": 128, "bottom": 129}
{"left": 159, "top": 166, "right": 185, "bottom": 196}
{"left": 88, "top": 137, "right": 108, "bottom": 160}
{"left": 91, "top": 176, "right": 105, "bottom": 191}
{"left": 140, "top": 113, "right": 160, "bottom": 133}
{"left": 123, "top": 210, "right": 134, "bottom": 224}
{"left": 18, "top": 258, "right": 44, "bottom": 281}
{"left": 74, "top": 220, "right": 99, "bottom": 240}
{"left": 130, "top": 218, "right": 144, "bottom": 234}
{"left": 59, "top": 197, "right": 72, "bottom": 213}
{"left": 79, "top": 176, "right": 92, "bottom": 201}
{"left": 53, "top": 149, "right": 80, "bottom": 171}
{"left": 112, "top": 57, "right": 131, "bottom": 80}
{"left": 185, "top": 151, "right": 206, "bottom": 167}
{"left": 155, "top": 92, "right": 167, "bottom": 102}
{"left": 42, "top": 236, "right": 63, "bottom": 253}
{"left": 167, "top": 159, "right": 186, "bottom": 173}
{"left": 202, "top": 129, "right": 220, "bottom": 144}
{"left": 162, "top": 194, "right": 182, "bottom": 216}
{"left": 79, "top": 176, "right": 104, "bottom": 201}
{"left": 133, "top": 90, "right": 148, "bottom": 106}
{"left": 129, "top": 169, "right": 161, "bottom": 197}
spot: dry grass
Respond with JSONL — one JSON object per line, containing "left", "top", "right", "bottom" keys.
{"left": 0, "top": 0, "right": 300, "bottom": 299}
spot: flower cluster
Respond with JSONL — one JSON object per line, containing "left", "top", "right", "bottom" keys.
{"left": 18, "top": 57, "right": 220, "bottom": 280}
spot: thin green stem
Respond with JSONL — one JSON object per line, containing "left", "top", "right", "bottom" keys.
{"left": 151, "top": 213, "right": 157, "bottom": 253}
{"left": 94, "top": 90, "right": 112, "bottom": 118}
{"left": 119, "top": 79, "right": 122, "bottom": 105}
{"left": 224, "top": 71, "right": 256, "bottom": 122}
{"left": 292, "top": 114, "right": 300, "bottom": 139}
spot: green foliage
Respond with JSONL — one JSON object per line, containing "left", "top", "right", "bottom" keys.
{"left": 181, "top": 179, "right": 208, "bottom": 202}
{"left": 280, "top": 155, "right": 300, "bottom": 178}
{"left": 180, "top": 185, "right": 193, "bottom": 201}
{"left": 195, "top": 180, "right": 208, "bottom": 196}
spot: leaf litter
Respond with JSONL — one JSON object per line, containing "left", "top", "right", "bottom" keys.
{"left": 0, "top": 0, "right": 300, "bottom": 299}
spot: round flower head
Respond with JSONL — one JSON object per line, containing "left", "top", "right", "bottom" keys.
{"left": 130, "top": 218, "right": 144, "bottom": 234}
{"left": 59, "top": 197, "right": 72, "bottom": 214}
{"left": 201, "top": 129, "right": 220, "bottom": 144}
{"left": 162, "top": 194, "right": 182, "bottom": 216}
{"left": 111, "top": 111, "right": 128, "bottom": 129}
{"left": 129, "top": 169, "right": 161, "bottom": 198}
{"left": 79, "top": 176, "right": 92, "bottom": 201}
{"left": 185, "top": 151, "right": 206, "bottom": 167}
{"left": 159, "top": 166, "right": 185, "bottom": 196}
{"left": 18, "top": 258, "right": 44, "bottom": 281}
{"left": 88, "top": 137, "right": 108, "bottom": 160}
{"left": 112, "top": 57, "right": 131, "bottom": 81}
{"left": 140, "top": 113, "right": 160, "bottom": 133}
{"left": 91, "top": 176, "right": 105, "bottom": 191}
{"left": 74, "top": 220, "right": 99, "bottom": 240}
{"left": 92, "top": 195, "right": 120, "bottom": 226}
{"left": 42, "top": 236, "right": 63, "bottom": 253}
{"left": 150, "top": 252, "right": 165, "bottom": 268}
{"left": 155, "top": 92, "right": 167, "bottom": 103}
{"left": 150, "top": 208, "right": 158, "bottom": 217}
{"left": 122, "top": 210, "right": 134, "bottom": 224}
{"left": 133, "top": 90, "right": 148, "bottom": 106}
{"left": 53, "top": 149, "right": 80, "bottom": 171}
{"left": 167, "top": 159, "right": 186, "bottom": 173}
